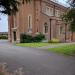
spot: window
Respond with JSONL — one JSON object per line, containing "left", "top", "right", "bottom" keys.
{"left": 55, "top": 10, "right": 60, "bottom": 17}
{"left": 28, "top": 15, "right": 32, "bottom": 32}
{"left": 44, "top": 23, "right": 48, "bottom": 33}
{"left": 42, "top": 5, "right": 46, "bottom": 13}
{"left": 46, "top": 6, "right": 50, "bottom": 15}
{"left": 45, "top": 6, "right": 54, "bottom": 16}
{"left": 50, "top": 7, "right": 54, "bottom": 16}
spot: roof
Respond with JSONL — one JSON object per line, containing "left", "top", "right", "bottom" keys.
{"left": 44, "top": 0, "right": 68, "bottom": 10}
{"left": 50, "top": 0, "right": 67, "bottom": 9}
{"left": 51, "top": 0, "right": 68, "bottom": 7}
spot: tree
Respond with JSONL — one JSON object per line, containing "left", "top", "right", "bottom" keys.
{"left": 0, "top": 0, "right": 31, "bottom": 15}
{"left": 61, "top": 0, "right": 75, "bottom": 41}
{"left": 68, "top": 0, "right": 75, "bottom": 7}
{"left": 0, "top": 0, "right": 19, "bottom": 15}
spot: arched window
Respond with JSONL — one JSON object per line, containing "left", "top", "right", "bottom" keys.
{"left": 44, "top": 22, "right": 48, "bottom": 33}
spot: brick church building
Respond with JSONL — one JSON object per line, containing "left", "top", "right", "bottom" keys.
{"left": 8, "top": 0, "right": 75, "bottom": 43}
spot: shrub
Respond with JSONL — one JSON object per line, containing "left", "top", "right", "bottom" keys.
{"left": 48, "top": 38, "right": 60, "bottom": 43}
{"left": 20, "top": 33, "right": 45, "bottom": 43}
{"left": 0, "top": 35, "right": 8, "bottom": 39}
{"left": 33, "top": 33, "right": 45, "bottom": 42}
{"left": 20, "top": 33, "right": 33, "bottom": 43}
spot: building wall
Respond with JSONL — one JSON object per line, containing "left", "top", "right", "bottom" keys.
{"left": 8, "top": 15, "right": 14, "bottom": 42}
{"left": 40, "top": 0, "right": 71, "bottom": 42}
{"left": 8, "top": 0, "right": 36, "bottom": 42}
{"left": 8, "top": 0, "right": 73, "bottom": 43}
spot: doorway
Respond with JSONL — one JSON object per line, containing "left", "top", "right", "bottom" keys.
{"left": 13, "top": 31, "right": 16, "bottom": 41}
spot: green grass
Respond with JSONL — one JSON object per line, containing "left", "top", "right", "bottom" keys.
{"left": 16, "top": 43, "right": 51, "bottom": 48}
{"left": 48, "top": 44, "right": 75, "bottom": 55}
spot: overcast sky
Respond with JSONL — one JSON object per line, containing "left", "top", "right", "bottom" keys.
{"left": 0, "top": 0, "right": 67, "bottom": 32}
{"left": 0, "top": 14, "right": 8, "bottom": 32}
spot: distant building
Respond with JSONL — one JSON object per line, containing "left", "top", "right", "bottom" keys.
{"left": 8, "top": 0, "right": 75, "bottom": 43}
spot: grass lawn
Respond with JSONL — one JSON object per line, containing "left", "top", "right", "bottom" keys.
{"left": 16, "top": 43, "right": 51, "bottom": 48}
{"left": 48, "top": 44, "right": 75, "bottom": 55}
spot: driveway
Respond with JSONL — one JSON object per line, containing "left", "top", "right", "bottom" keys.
{"left": 0, "top": 40, "right": 75, "bottom": 75}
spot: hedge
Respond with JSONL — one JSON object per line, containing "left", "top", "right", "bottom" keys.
{"left": 20, "top": 33, "right": 45, "bottom": 43}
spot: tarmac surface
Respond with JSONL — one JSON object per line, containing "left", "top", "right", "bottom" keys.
{"left": 0, "top": 40, "right": 75, "bottom": 75}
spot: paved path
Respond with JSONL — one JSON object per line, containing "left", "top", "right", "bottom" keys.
{"left": 0, "top": 40, "right": 75, "bottom": 75}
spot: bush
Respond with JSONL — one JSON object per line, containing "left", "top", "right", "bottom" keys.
{"left": 48, "top": 38, "right": 60, "bottom": 43}
{"left": 20, "top": 33, "right": 45, "bottom": 43}
{"left": 20, "top": 33, "right": 33, "bottom": 43}
{"left": 0, "top": 35, "right": 8, "bottom": 39}
{"left": 33, "top": 33, "right": 45, "bottom": 42}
